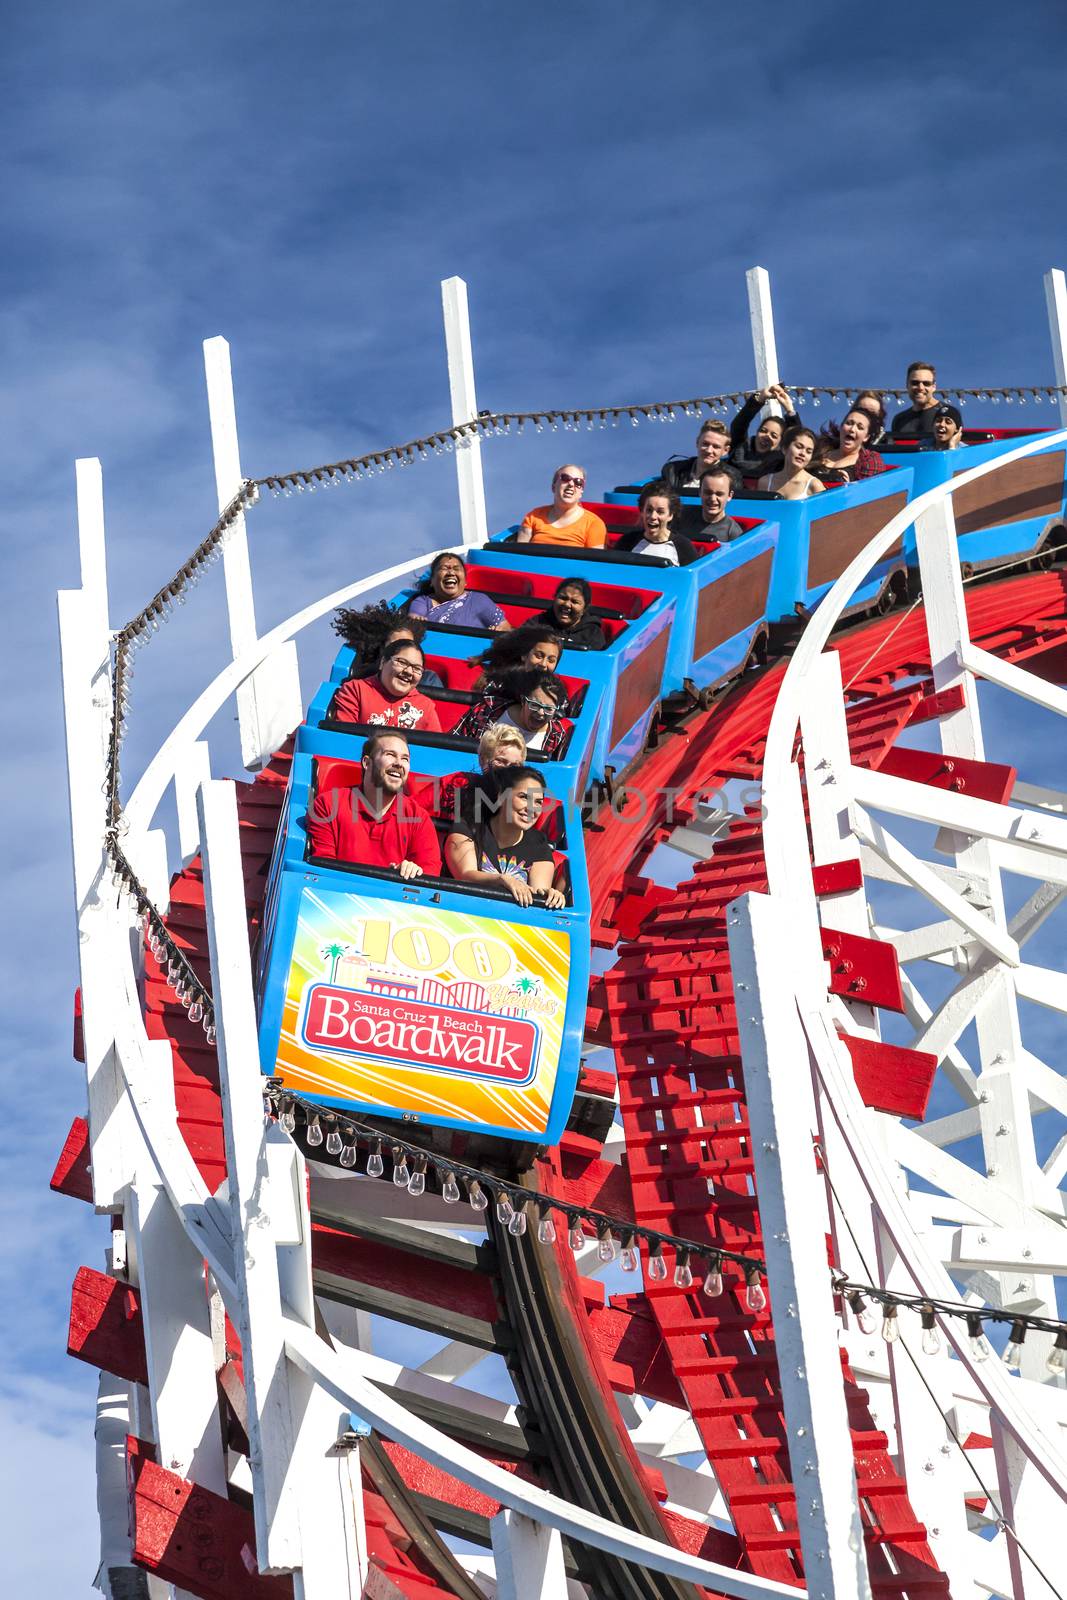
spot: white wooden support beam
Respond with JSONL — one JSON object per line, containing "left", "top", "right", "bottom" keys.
{"left": 268, "top": 1127, "right": 366, "bottom": 1599}
{"left": 850, "top": 766, "right": 1067, "bottom": 859}
{"left": 726, "top": 893, "right": 872, "bottom": 1600}
{"left": 1043, "top": 267, "right": 1067, "bottom": 429}
{"left": 850, "top": 808, "right": 1019, "bottom": 966}
{"left": 126, "top": 1171, "right": 228, "bottom": 1494}
{"left": 58, "top": 458, "right": 135, "bottom": 1210}
{"left": 203, "top": 337, "right": 302, "bottom": 770}
{"left": 441, "top": 276, "right": 489, "bottom": 548}
{"left": 914, "top": 497, "right": 984, "bottom": 760}
{"left": 745, "top": 266, "right": 781, "bottom": 413}
{"left": 490, "top": 1508, "right": 567, "bottom": 1600}
{"left": 873, "top": 1223, "right": 974, "bottom": 1587}
{"left": 961, "top": 638, "right": 1067, "bottom": 722}
{"left": 951, "top": 1225, "right": 1067, "bottom": 1277}
{"left": 990, "top": 1417, "right": 1063, "bottom": 1600}
{"left": 175, "top": 739, "right": 213, "bottom": 865}
{"left": 197, "top": 777, "right": 301, "bottom": 1572}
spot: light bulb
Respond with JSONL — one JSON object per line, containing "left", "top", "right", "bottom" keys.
{"left": 407, "top": 1163, "right": 426, "bottom": 1197}
{"left": 468, "top": 1180, "right": 489, "bottom": 1212}
{"left": 674, "top": 1252, "right": 694, "bottom": 1289}
{"left": 392, "top": 1153, "right": 410, "bottom": 1188}
{"left": 496, "top": 1192, "right": 515, "bottom": 1226}
{"left": 339, "top": 1140, "right": 357, "bottom": 1169}
{"left": 305, "top": 1115, "right": 323, "bottom": 1148}
{"left": 919, "top": 1307, "right": 941, "bottom": 1357}
{"left": 205, "top": 1024, "right": 216, "bottom": 1045}
{"left": 325, "top": 1123, "right": 342, "bottom": 1156}
{"left": 881, "top": 1306, "right": 900, "bottom": 1344}
{"left": 849, "top": 1291, "right": 878, "bottom": 1337}
{"left": 189, "top": 1001, "right": 203, "bottom": 1024}
{"left": 703, "top": 1258, "right": 724, "bottom": 1297}
{"left": 569, "top": 1220, "right": 585, "bottom": 1252}
{"left": 537, "top": 1208, "right": 556, "bottom": 1244}
{"left": 597, "top": 1228, "right": 617, "bottom": 1264}
{"left": 1045, "top": 1330, "right": 1067, "bottom": 1375}
{"left": 647, "top": 1249, "right": 668, "bottom": 1282}
{"left": 441, "top": 1171, "right": 461, "bottom": 1204}
{"left": 1002, "top": 1319, "right": 1027, "bottom": 1370}
{"left": 280, "top": 1104, "right": 297, "bottom": 1134}
{"left": 620, "top": 1238, "right": 639, "bottom": 1273}
{"left": 508, "top": 1204, "right": 528, "bottom": 1237}
{"left": 965, "top": 1314, "right": 988, "bottom": 1362}
{"left": 366, "top": 1144, "right": 384, "bottom": 1177}
{"left": 745, "top": 1272, "right": 767, "bottom": 1314}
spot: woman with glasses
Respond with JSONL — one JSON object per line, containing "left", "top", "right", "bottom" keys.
{"left": 515, "top": 464, "right": 607, "bottom": 548}
{"left": 529, "top": 576, "right": 606, "bottom": 651}
{"left": 445, "top": 764, "right": 567, "bottom": 910}
{"left": 407, "top": 552, "right": 510, "bottom": 631}
{"left": 454, "top": 666, "right": 571, "bottom": 756}
{"left": 330, "top": 639, "right": 442, "bottom": 732}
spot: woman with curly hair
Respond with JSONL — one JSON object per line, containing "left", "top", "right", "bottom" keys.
{"left": 330, "top": 600, "right": 443, "bottom": 687}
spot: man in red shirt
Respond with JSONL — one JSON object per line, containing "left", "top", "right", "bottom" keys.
{"left": 306, "top": 732, "right": 441, "bottom": 879}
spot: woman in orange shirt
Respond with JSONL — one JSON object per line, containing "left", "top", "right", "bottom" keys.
{"left": 515, "top": 464, "right": 607, "bottom": 549}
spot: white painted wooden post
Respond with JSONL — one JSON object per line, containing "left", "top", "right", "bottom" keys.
{"left": 203, "top": 337, "right": 302, "bottom": 769}
{"left": 126, "top": 1170, "right": 228, "bottom": 1494}
{"left": 441, "top": 276, "right": 489, "bottom": 548}
{"left": 914, "top": 499, "right": 1050, "bottom": 1331}
{"left": 57, "top": 458, "right": 135, "bottom": 1210}
{"left": 269, "top": 1128, "right": 366, "bottom": 1598}
{"left": 1042, "top": 268, "right": 1067, "bottom": 428}
{"left": 726, "top": 892, "right": 872, "bottom": 1600}
{"left": 746, "top": 266, "right": 781, "bottom": 414}
{"left": 197, "top": 777, "right": 301, "bottom": 1572}
{"left": 490, "top": 1508, "right": 568, "bottom": 1600}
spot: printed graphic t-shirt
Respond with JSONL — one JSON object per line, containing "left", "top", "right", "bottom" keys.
{"left": 331, "top": 674, "right": 442, "bottom": 733}
{"left": 448, "top": 820, "right": 554, "bottom": 884}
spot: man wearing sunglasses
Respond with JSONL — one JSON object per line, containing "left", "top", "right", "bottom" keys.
{"left": 516, "top": 464, "right": 607, "bottom": 548}
{"left": 889, "top": 362, "right": 940, "bottom": 441}
{"left": 455, "top": 667, "right": 572, "bottom": 756}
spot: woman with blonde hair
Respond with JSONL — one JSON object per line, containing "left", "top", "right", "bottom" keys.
{"left": 416, "top": 722, "right": 527, "bottom": 825}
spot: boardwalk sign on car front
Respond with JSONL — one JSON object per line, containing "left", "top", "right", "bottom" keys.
{"left": 273, "top": 887, "right": 569, "bottom": 1136}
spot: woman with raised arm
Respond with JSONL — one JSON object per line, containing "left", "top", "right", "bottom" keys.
{"left": 757, "top": 427, "right": 825, "bottom": 500}
{"left": 615, "top": 481, "right": 698, "bottom": 565}
{"left": 728, "top": 384, "right": 800, "bottom": 481}
{"left": 445, "top": 765, "right": 566, "bottom": 909}
{"left": 811, "top": 407, "right": 888, "bottom": 485}
{"left": 407, "top": 552, "right": 509, "bottom": 631}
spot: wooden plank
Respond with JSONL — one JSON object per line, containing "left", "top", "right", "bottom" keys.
{"left": 839, "top": 1035, "right": 937, "bottom": 1120}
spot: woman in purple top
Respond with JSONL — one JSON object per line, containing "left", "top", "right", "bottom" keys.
{"left": 408, "top": 552, "right": 510, "bottom": 631}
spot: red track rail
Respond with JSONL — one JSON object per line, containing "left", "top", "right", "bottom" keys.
{"left": 59, "top": 569, "right": 1067, "bottom": 1598}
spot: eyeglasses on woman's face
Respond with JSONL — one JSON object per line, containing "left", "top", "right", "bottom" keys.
{"left": 556, "top": 473, "right": 585, "bottom": 489}
{"left": 522, "top": 694, "right": 559, "bottom": 719}
{"left": 388, "top": 657, "right": 424, "bottom": 681}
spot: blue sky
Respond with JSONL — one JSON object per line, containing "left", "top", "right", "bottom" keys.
{"left": 3, "top": 2, "right": 1067, "bottom": 1592}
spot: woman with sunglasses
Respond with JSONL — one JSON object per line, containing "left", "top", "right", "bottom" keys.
{"left": 408, "top": 551, "right": 510, "bottom": 631}
{"left": 515, "top": 464, "right": 607, "bottom": 548}
{"left": 445, "top": 764, "right": 567, "bottom": 910}
{"left": 454, "top": 666, "right": 571, "bottom": 756}
{"left": 330, "top": 638, "right": 442, "bottom": 732}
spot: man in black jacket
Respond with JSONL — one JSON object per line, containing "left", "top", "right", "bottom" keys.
{"left": 889, "top": 362, "right": 939, "bottom": 440}
{"left": 660, "top": 419, "right": 731, "bottom": 492}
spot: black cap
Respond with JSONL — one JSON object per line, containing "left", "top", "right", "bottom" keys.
{"left": 932, "top": 402, "right": 963, "bottom": 428}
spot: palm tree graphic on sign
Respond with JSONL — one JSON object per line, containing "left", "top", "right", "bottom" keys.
{"left": 321, "top": 942, "right": 347, "bottom": 982}
{"left": 511, "top": 975, "right": 540, "bottom": 999}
